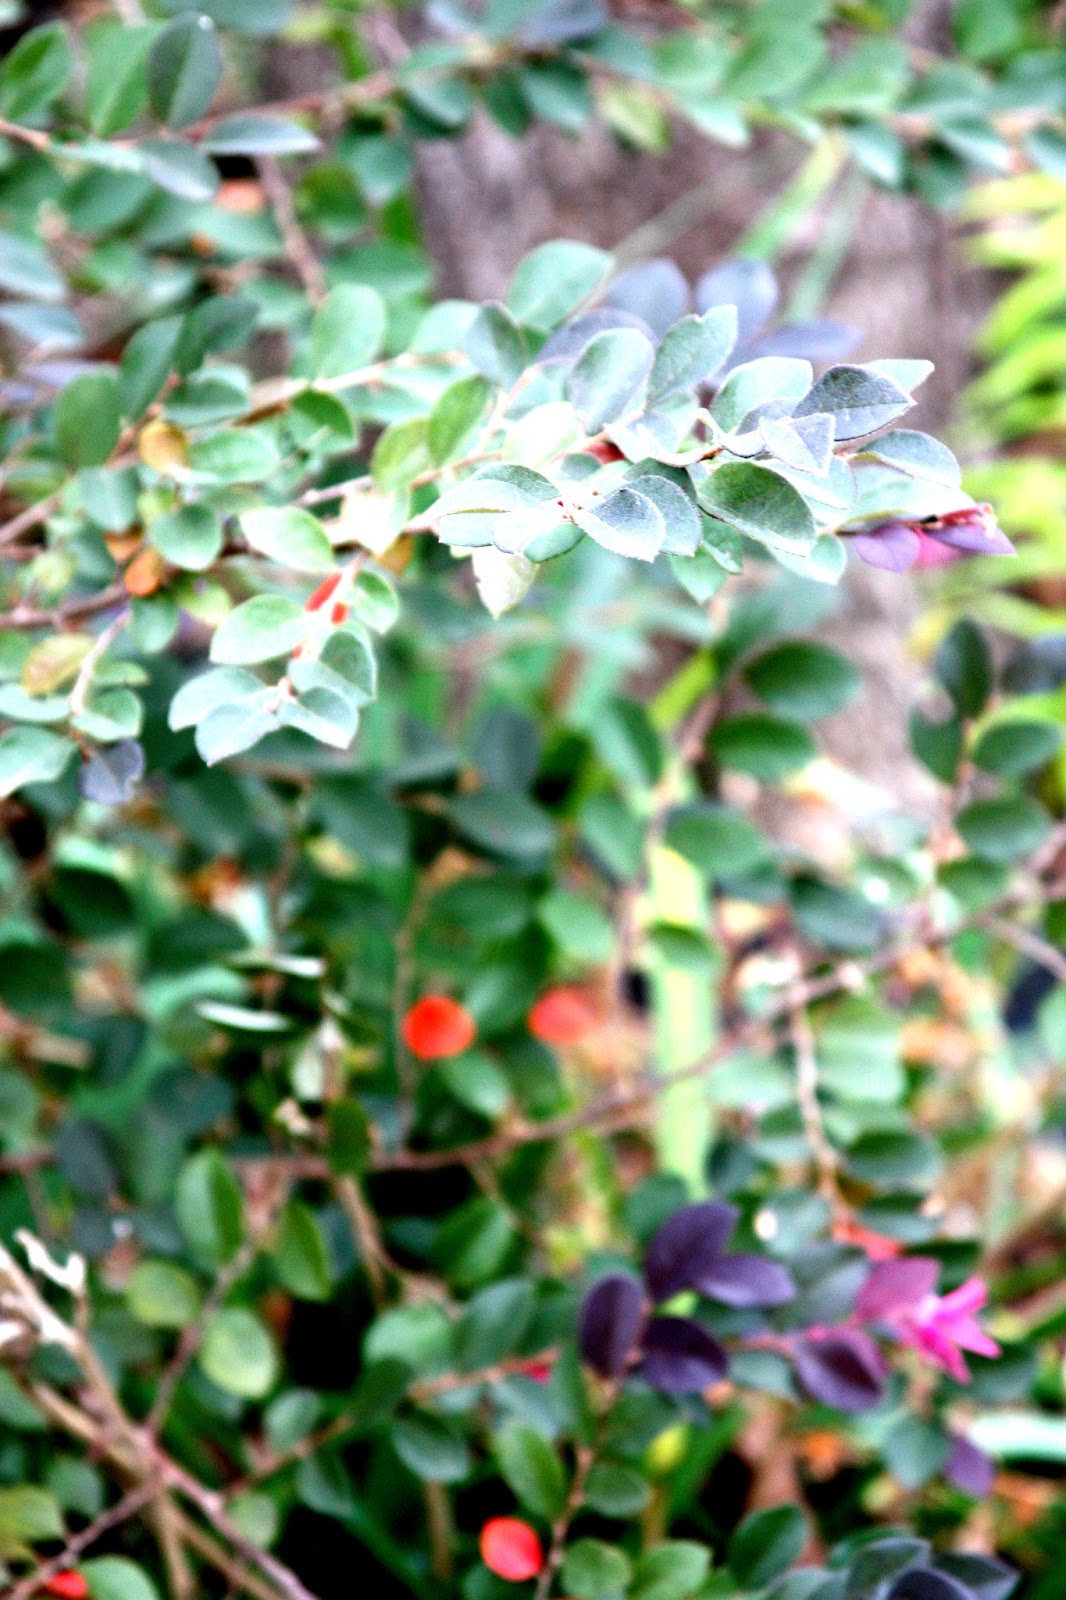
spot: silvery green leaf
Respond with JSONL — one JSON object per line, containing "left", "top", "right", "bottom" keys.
{"left": 465, "top": 303, "right": 527, "bottom": 388}
{"left": 696, "top": 461, "right": 816, "bottom": 554}
{"left": 569, "top": 328, "right": 654, "bottom": 432}
{"left": 858, "top": 429, "right": 961, "bottom": 486}
{"left": 575, "top": 485, "right": 665, "bottom": 560}
{"left": 647, "top": 306, "right": 737, "bottom": 406}
{"left": 210, "top": 596, "right": 307, "bottom": 665}
{"left": 772, "top": 534, "right": 847, "bottom": 585}
{"left": 760, "top": 413, "right": 835, "bottom": 475}
{"left": 472, "top": 547, "right": 537, "bottom": 615}
{"left": 279, "top": 689, "right": 359, "bottom": 749}
{"left": 506, "top": 240, "right": 612, "bottom": 331}
{"left": 712, "top": 357, "right": 812, "bottom": 433}
{"left": 866, "top": 358, "right": 933, "bottom": 392}
{"left": 169, "top": 667, "right": 268, "bottom": 730}
{"left": 434, "top": 465, "right": 560, "bottom": 548}
{"left": 195, "top": 702, "right": 281, "bottom": 764}
{"left": 794, "top": 364, "right": 912, "bottom": 441}
{"left": 626, "top": 474, "right": 701, "bottom": 555}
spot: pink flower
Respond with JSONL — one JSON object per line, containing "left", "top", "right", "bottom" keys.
{"left": 897, "top": 1278, "right": 1000, "bottom": 1383}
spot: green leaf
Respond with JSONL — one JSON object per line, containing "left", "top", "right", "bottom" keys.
{"left": 910, "top": 710, "right": 962, "bottom": 783}
{"left": 730, "top": 1507, "right": 807, "bottom": 1588}
{"left": 630, "top": 1542, "right": 710, "bottom": 1600}
{"left": 663, "top": 802, "right": 768, "bottom": 880}
{"left": 648, "top": 307, "right": 737, "bottom": 405}
{"left": 561, "top": 1539, "right": 632, "bottom": 1599}
{"left": 56, "top": 369, "right": 121, "bottom": 469}
{"left": 882, "top": 1415, "right": 951, "bottom": 1489}
{"left": 466, "top": 303, "right": 528, "bottom": 388}
{"left": 934, "top": 619, "right": 991, "bottom": 719}
{"left": 0, "top": 1484, "right": 64, "bottom": 1544}
{"left": 569, "top": 328, "right": 654, "bottom": 431}
{"left": 393, "top": 1415, "right": 472, "bottom": 1482}
{"left": 140, "top": 138, "right": 220, "bottom": 203}
{"left": 210, "top": 596, "right": 307, "bottom": 665}
{"left": 709, "top": 713, "right": 815, "bottom": 782}
{"left": 146, "top": 13, "right": 223, "bottom": 130}
{"left": 119, "top": 316, "right": 183, "bottom": 419}
{"left": 201, "top": 1307, "right": 278, "bottom": 1399}
{"left": 507, "top": 240, "right": 612, "bottom": 331}
{"left": 846, "top": 1128, "right": 942, "bottom": 1189}
{"left": 429, "top": 374, "right": 493, "bottom": 464}
{"left": 202, "top": 113, "right": 319, "bottom": 155}
{"left": 956, "top": 796, "right": 1053, "bottom": 863}
{"left": 495, "top": 1423, "right": 567, "bottom": 1519}
{"left": 274, "top": 1200, "right": 332, "bottom": 1302}
{"left": 240, "top": 508, "right": 334, "bottom": 573}
{"left": 582, "top": 1463, "right": 650, "bottom": 1518}
{"left": 0, "top": 23, "right": 72, "bottom": 119}
{"left": 538, "top": 888, "right": 614, "bottom": 963}
{"left": 175, "top": 1148, "right": 244, "bottom": 1265}
{"left": 0, "top": 232, "right": 64, "bottom": 303}
{"left": 0, "top": 728, "right": 75, "bottom": 797}
{"left": 449, "top": 790, "right": 556, "bottom": 861}
{"left": 794, "top": 363, "right": 912, "bottom": 440}
{"left": 745, "top": 640, "right": 861, "bottom": 721}
{"left": 82, "top": 1557, "right": 160, "bottom": 1600}
{"left": 310, "top": 283, "right": 387, "bottom": 380}
{"left": 149, "top": 505, "right": 223, "bottom": 571}
{"left": 126, "top": 1260, "right": 202, "bottom": 1328}
{"left": 85, "top": 21, "right": 154, "bottom": 137}
{"left": 371, "top": 417, "right": 432, "bottom": 491}
{"left": 972, "top": 719, "right": 1063, "bottom": 777}
{"left": 575, "top": 486, "right": 665, "bottom": 561}
{"left": 697, "top": 462, "right": 816, "bottom": 554}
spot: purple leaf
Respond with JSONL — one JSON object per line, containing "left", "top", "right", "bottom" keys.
{"left": 889, "top": 1570, "right": 975, "bottom": 1600}
{"left": 644, "top": 1200, "right": 738, "bottom": 1303}
{"left": 640, "top": 1315, "right": 729, "bottom": 1396}
{"left": 694, "top": 1252, "right": 796, "bottom": 1309}
{"left": 850, "top": 520, "right": 921, "bottom": 572}
{"left": 928, "top": 519, "right": 1015, "bottom": 557}
{"left": 943, "top": 1433, "right": 996, "bottom": 1497}
{"left": 696, "top": 258, "right": 778, "bottom": 345}
{"left": 605, "top": 259, "right": 690, "bottom": 341}
{"left": 537, "top": 308, "right": 655, "bottom": 369}
{"left": 855, "top": 1257, "right": 938, "bottom": 1321}
{"left": 792, "top": 1330, "right": 886, "bottom": 1413}
{"left": 753, "top": 319, "right": 861, "bottom": 364}
{"left": 578, "top": 1274, "right": 644, "bottom": 1378}
{"left": 79, "top": 739, "right": 146, "bottom": 806}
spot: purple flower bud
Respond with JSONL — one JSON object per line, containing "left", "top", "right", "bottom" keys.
{"left": 943, "top": 1432, "right": 996, "bottom": 1497}
{"left": 927, "top": 517, "right": 1015, "bottom": 556}
{"left": 851, "top": 521, "right": 922, "bottom": 572}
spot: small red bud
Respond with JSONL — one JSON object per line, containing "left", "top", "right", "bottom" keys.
{"left": 586, "top": 440, "right": 624, "bottom": 465}
{"left": 330, "top": 600, "right": 348, "bottom": 624}
{"left": 480, "top": 1518, "right": 544, "bottom": 1581}
{"left": 401, "top": 996, "right": 477, "bottom": 1061}
{"left": 304, "top": 571, "right": 343, "bottom": 612}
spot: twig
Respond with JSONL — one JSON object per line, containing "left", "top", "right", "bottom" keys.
{"left": 789, "top": 1001, "right": 844, "bottom": 1218}
{"left": 69, "top": 609, "right": 131, "bottom": 718}
{"left": 0, "top": 583, "right": 129, "bottom": 632}
{"left": 257, "top": 158, "right": 327, "bottom": 304}
{"left": 7, "top": 1479, "right": 163, "bottom": 1600}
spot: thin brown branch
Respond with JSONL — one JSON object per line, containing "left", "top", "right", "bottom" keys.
{"left": 7, "top": 1478, "right": 163, "bottom": 1600}
{"left": 257, "top": 157, "right": 327, "bottom": 304}
{"left": 0, "top": 583, "right": 129, "bottom": 632}
{"left": 789, "top": 1001, "right": 844, "bottom": 1219}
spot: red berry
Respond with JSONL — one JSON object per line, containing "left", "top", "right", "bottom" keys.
{"left": 480, "top": 1518, "right": 544, "bottom": 1581}
{"left": 304, "top": 571, "right": 343, "bottom": 612}
{"left": 585, "top": 440, "right": 624, "bottom": 465}
{"left": 528, "top": 986, "right": 599, "bottom": 1045}
{"left": 330, "top": 600, "right": 348, "bottom": 624}
{"left": 43, "top": 1574, "right": 89, "bottom": 1600}
{"left": 401, "top": 995, "right": 476, "bottom": 1060}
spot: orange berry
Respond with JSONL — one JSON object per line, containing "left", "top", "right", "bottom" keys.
{"left": 480, "top": 1518, "right": 544, "bottom": 1581}
{"left": 401, "top": 995, "right": 476, "bottom": 1060}
{"left": 528, "top": 986, "right": 599, "bottom": 1045}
